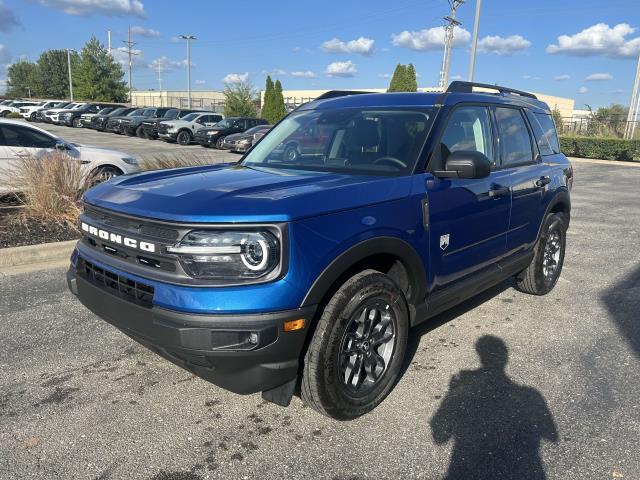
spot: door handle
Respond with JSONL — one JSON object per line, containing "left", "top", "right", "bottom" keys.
{"left": 536, "top": 176, "right": 551, "bottom": 188}
{"left": 488, "top": 185, "right": 510, "bottom": 198}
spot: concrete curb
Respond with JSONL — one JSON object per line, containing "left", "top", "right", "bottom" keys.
{"left": 569, "top": 157, "right": 640, "bottom": 167}
{"left": 0, "top": 239, "right": 77, "bottom": 271}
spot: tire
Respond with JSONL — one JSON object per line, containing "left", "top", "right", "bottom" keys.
{"left": 215, "top": 136, "right": 226, "bottom": 149}
{"left": 516, "top": 212, "right": 568, "bottom": 296}
{"left": 283, "top": 144, "right": 300, "bottom": 162}
{"left": 90, "top": 166, "right": 122, "bottom": 186}
{"left": 136, "top": 126, "right": 146, "bottom": 139}
{"left": 72, "top": 117, "right": 81, "bottom": 128}
{"left": 29, "top": 112, "right": 37, "bottom": 121}
{"left": 301, "top": 270, "right": 409, "bottom": 420}
{"left": 177, "top": 130, "right": 192, "bottom": 146}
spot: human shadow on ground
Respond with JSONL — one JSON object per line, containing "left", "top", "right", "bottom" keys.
{"left": 429, "top": 335, "right": 558, "bottom": 480}
{"left": 602, "top": 265, "right": 640, "bottom": 359}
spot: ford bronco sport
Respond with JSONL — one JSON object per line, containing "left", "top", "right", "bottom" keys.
{"left": 67, "top": 82, "right": 572, "bottom": 419}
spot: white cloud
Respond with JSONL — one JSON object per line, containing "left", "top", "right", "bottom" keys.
{"left": 477, "top": 35, "right": 531, "bottom": 55}
{"left": 554, "top": 74, "right": 570, "bottom": 81}
{"left": 585, "top": 72, "right": 613, "bottom": 81}
{"left": 325, "top": 60, "right": 357, "bottom": 78}
{"left": 292, "top": 46, "right": 302, "bottom": 52}
{"left": 578, "top": 86, "right": 588, "bottom": 94}
{"left": 148, "top": 56, "right": 187, "bottom": 71}
{"left": 377, "top": 73, "right": 391, "bottom": 79}
{"left": 262, "top": 68, "right": 286, "bottom": 76}
{"left": 131, "top": 25, "right": 160, "bottom": 37}
{"left": 195, "top": 79, "right": 206, "bottom": 85}
{"left": 0, "top": 44, "right": 10, "bottom": 66}
{"left": 223, "top": 72, "right": 249, "bottom": 84}
{"left": 547, "top": 23, "right": 640, "bottom": 59}
{"left": 36, "top": 0, "right": 145, "bottom": 17}
{"left": 321, "top": 37, "right": 375, "bottom": 56}
{"left": 523, "top": 75, "right": 541, "bottom": 80}
{"left": 0, "top": 1, "right": 20, "bottom": 32}
{"left": 112, "top": 46, "right": 144, "bottom": 67}
{"left": 391, "top": 26, "right": 470, "bottom": 51}
{"left": 291, "top": 71, "right": 316, "bottom": 78}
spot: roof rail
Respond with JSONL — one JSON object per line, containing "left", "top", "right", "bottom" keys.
{"left": 447, "top": 81, "right": 537, "bottom": 100}
{"left": 313, "top": 90, "right": 375, "bottom": 101}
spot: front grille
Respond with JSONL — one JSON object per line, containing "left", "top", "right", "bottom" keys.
{"left": 78, "top": 258, "right": 154, "bottom": 307}
{"left": 157, "top": 124, "right": 170, "bottom": 134}
{"left": 84, "top": 207, "right": 179, "bottom": 241}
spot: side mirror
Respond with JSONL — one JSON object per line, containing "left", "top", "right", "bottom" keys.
{"left": 435, "top": 151, "right": 491, "bottom": 179}
{"left": 55, "top": 140, "right": 67, "bottom": 151}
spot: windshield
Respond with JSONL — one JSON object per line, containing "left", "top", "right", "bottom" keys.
{"left": 242, "top": 108, "right": 435, "bottom": 175}
{"left": 108, "top": 108, "right": 125, "bottom": 116}
{"left": 181, "top": 113, "right": 199, "bottom": 122}
{"left": 142, "top": 108, "right": 155, "bottom": 116}
{"left": 164, "top": 109, "right": 179, "bottom": 119}
{"left": 97, "top": 107, "right": 112, "bottom": 114}
{"left": 245, "top": 125, "right": 269, "bottom": 135}
{"left": 215, "top": 119, "right": 235, "bottom": 128}
{"left": 127, "top": 109, "right": 143, "bottom": 116}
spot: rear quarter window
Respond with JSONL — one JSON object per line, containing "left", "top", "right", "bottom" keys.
{"left": 530, "top": 112, "right": 561, "bottom": 156}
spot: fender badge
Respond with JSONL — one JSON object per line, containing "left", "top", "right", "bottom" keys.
{"left": 440, "top": 234, "right": 450, "bottom": 251}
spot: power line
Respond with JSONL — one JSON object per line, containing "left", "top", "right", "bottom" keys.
{"left": 439, "top": 0, "right": 465, "bottom": 90}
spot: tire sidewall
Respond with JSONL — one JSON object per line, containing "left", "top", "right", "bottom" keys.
{"left": 309, "top": 272, "right": 409, "bottom": 418}
{"left": 177, "top": 131, "right": 191, "bottom": 145}
{"left": 532, "top": 214, "right": 567, "bottom": 294}
{"left": 216, "top": 136, "right": 226, "bottom": 149}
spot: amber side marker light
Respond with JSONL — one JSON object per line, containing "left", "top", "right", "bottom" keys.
{"left": 283, "top": 319, "right": 306, "bottom": 332}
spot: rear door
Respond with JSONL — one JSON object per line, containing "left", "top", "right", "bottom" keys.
{"left": 494, "top": 106, "right": 547, "bottom": 254}
{"left": 427, "top": 104, "right": 511, "bottom": 292}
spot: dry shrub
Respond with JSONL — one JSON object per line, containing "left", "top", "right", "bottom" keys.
{"left": 139, "top": 152, "right": 234, "bottom": 171}
{"left": 10, "top": 151, "right": 86, "bottom": 225}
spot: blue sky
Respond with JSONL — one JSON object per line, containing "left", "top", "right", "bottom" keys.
{"left": 0, "top": 0, "right": 638, "bottom": 108}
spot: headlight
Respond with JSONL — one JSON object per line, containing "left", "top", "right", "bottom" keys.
{"left": 239, "top": 138, "right": 251, "bottom": 144}
{"left": 167, "top": 229, "right": 281, "bottom": 282}
{"left": 121, "top": 157, "right": 138, "bottom": 165}
{"left": 206, "top": 130, "right": 218, "bottom": 136}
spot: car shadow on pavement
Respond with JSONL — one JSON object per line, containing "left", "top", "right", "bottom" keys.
{"left": 602, "top": 265, "right": 640, "bottom": 359}
{"left": 429, "top": 335, "right": 559, "bottom": 480}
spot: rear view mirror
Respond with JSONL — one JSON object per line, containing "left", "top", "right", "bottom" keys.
{"left": 435, "top": 151, "right": 491, "bottom": 179}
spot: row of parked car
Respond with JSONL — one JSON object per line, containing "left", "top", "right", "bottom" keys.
{"left": 1, "top": 98, "right": 274, "bottom": 155}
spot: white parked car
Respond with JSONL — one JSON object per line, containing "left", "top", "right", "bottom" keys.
{"left": 20, "top": 100, "right": 66, "bottom": 121}
{"left": 1, "top": 101, "right": 41, "bottom": 117}
{"left": 0, "top": 119, "right": 140, "bottom": 195}
{"left": 44, "top": 102, "right": 86, "bottom": 123}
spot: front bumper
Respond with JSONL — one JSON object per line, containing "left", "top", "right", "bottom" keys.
{"left": 232, "top": 143, "right": 251, "bottom": 153}
{"left": 67, "top": 260, "right": 315, "bottom": 395}
{"left": 195, "top": 135, "right": 217, "bottom": 146}
{"left": 60, "top": 117, "right": 74, "bottom": 126}
{"left": 159, "top": 132, "right": 178, "bottom": 141}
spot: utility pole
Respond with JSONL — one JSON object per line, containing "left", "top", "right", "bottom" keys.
{"left": 624, "top": 51, "right": 640, "bottom": 139}
{"left": 107, "top": 30, "right": 112, "bottom": 54}
{"left": 157, "top": 61, "right": 163, "bottom": 106}
{"left": 66, "top": 48, "right": 74, "bottom": 101}
{"left": 468, "top": 0, "right": 482, "bottom": 81}
{"left": 179, "top": 34, "right": 196, "bottom": 109}
{"left": 439, "top": 0, "right": 465, "bottom": 90}
{"left": 122, "top": 26, "right": 138, "bottom": 105}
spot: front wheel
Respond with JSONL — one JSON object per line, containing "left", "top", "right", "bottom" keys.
{"left": 177, "top": 130, "right": 192, "bottom": 145}
{"left": 72, "top": 117, "right": 81, "bottom": 128}
{"left": 136, "top": 125, "right": 146, "bottom": 138}
{"left": 516, "top": 212, "right": 567, "bottom": 295}
{"left": 301, "top": 270, "right": 409, "bottom": 420}
{"left": 215, "top": 136, "right": 226, "bottom": 149}
{"left": 29, "top": 112, "right": 37, "bottom": 121}
{"left": 90, "top": 166, "right": 122, "bottom": 186}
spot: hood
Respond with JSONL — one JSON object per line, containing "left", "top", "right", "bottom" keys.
{"left": 77, "top": 145, "right": 131, "bottom": 160}
{"left": 83, "top": 164, "right": 412, "bottom": 223}
{"left": 122, "top": 115, "right": 149, "bottom": 121}
{"left": 225, "top": 132, "right": 250, "bottom": 141}
{"left": 161, "top": 120, "right": 190, "bottom": 128}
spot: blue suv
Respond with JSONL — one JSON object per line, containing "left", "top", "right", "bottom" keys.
{"left": 67, "top": 82, "right": 572, "bottom": 419}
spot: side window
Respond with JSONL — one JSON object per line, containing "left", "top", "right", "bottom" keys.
{"left": 0, "top": 125, "right": 57, "bottom": 148}
{"left": 440, "top": 106, "right": 495, "bottom": 167}
{"left": 495, "top": 107, "right": 534, "bottom": 167}
{"left": 196, "top": 116, "right": 205, "bottom": 124}
{"left": 532, "top": 113, "right": 561, "bottom": 155}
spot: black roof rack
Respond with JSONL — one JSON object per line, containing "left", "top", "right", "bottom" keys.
{"left": 314, "top": 90, "right": 375, "bottom": 101}
{"left": 447, "top": 81, "right": 537, "bottom": 100}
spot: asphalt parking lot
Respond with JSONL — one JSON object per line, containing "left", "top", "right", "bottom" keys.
{"left": 32, "top": 121, "right": 237, "bottom": 163}
{"left": 1, "top": 160, "right": 639, "bottom": 480}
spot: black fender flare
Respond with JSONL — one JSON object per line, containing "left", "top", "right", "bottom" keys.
{"left": 300, "top": 236, "right": 427, "bottom": 311}
{"left": 537, "top": 189, "right": 571, "bottom": 239}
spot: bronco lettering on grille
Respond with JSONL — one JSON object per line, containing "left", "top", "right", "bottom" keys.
{"left": 81, "top": 222, "right": 156, "bottom": 253}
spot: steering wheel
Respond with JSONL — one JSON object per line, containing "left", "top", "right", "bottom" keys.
{"left": 373, "top": 157, "right": 407, "bottom": 169}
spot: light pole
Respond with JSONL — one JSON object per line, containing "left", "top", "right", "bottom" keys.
{"left": 468, "top": 0, "right": 482, "bottom": 82}
{"left": 66, "top": 49, "right": 75, "bottom": 102}
{"left": 179, "top": 34, "right": 196, "bottom": 109}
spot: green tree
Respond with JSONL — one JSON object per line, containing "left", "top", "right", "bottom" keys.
{"left": 36, "top": 49, "right": 79, "bottom": 99}
{"left": 5, "top": 60, "right": 39, "bottom": 98}
{"left": 73, "top": 36, "right": 127, "bottom": 102}
{"left": 551, "top": 106, "right": 564, "bottom": 134}
{"left": 272, "top": 79, "right": 287, "bottom": 123}
{"left": 223, "top": 81, "right": 257, "bottom": 117}
{"left": 261, "top": 75, "right": 276, "bottom": 123}
{"left": 406, "top": 63, "right": 418, "bottom": 92}
{"left": 387, "top": 64, "right": 406, "bottom": 92}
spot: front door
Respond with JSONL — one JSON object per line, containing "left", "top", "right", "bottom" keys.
{"left": 426, "top": 105, "right": 511, "bottom": 292}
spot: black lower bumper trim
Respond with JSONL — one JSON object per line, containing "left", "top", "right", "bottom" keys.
{"left": 68, "top": 268, "right": 316, "bottom": 395}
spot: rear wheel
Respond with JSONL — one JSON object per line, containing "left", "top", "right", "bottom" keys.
{"left": 516, "top": 212, "right": 567, "bottom": 295}
{"left": 90, "top": 166, "right": 122, "bottom": 186}
{"left": 72, "top": 117, "right": 81, "bottom": 128}
{"left": 283, "top": 144, "right": 300, "bottom": 162}
{"left": 177, "top": 130, "right": 192, "bottom": 145}
{"left": 301, "top": 270, "right": 409, "bottom": 420}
